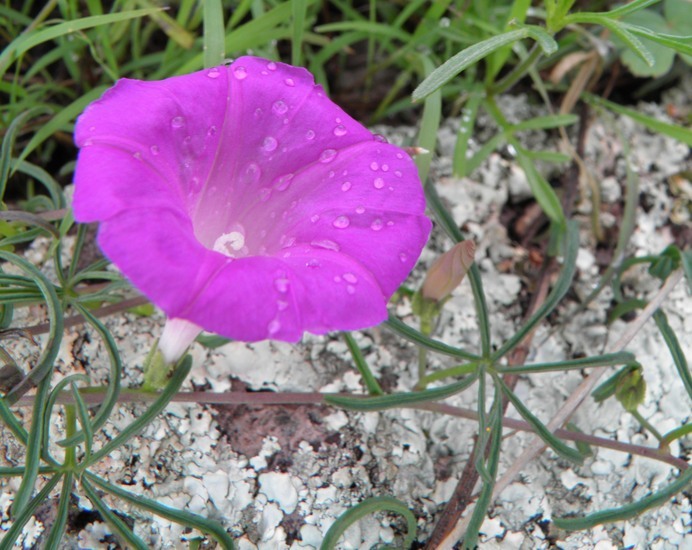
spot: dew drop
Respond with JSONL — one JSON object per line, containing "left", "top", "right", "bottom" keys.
{"left": 207, "top": 67, "right": 221, "bottom": 79}
{"left": 277, "top": 300, "right": 289, "bottom": 311}
{"left": 262, "top": 136, "right": 278, "bottom": 152}
{"left": 273, "top": 100, "right": 288, "bottom": 115}
{"left": 207, "top": 125, "right": 217, "bottom": 137}
{"left": 150, "top": 145, "right": 159, "bottom": 155}
{"left": 171, "top": 116, "right": 185, "bottom": 129}
{"left": 373, "top": 177, "right": 385, "bottom": 189}
{"left": 333, "top": 124, "right": 347, "bottom": 136}
{"left": 274, "top": 278, "right": 290, "bottom": 293}
{"left": 332, "top": 215, "right": 350, "bottom": 229}
{"left": 88, "top": 126, "right": 96, "bottom": 133}
{"left": 276, "top": 173, "right": 293, "bottom": 191}
{"left": 333, "top": 276, "right": 342, "bottom": 283}
{"left": 133, "top": 151, "right": 142, "bottom": 160}
{"left": 343, "top": 273, "right": 358, "bottom": 284}
{"left": 370, "top": 161, "right": 379, "bottom": 171}
{"left": 305, "top": 259, "right": 320, "bottom": 268}
{"left": 387, "top": 220, "right": 394, "bottom": 227}
{"left": 233, "top": 66, "right": 247, "bottom": 80}
{"left": 396, "top": 152, "right": 403, "bottom": 159}
{"left": 310, "top": 239, "right": 340, "bottom": 251}
{"left": 355, "top": 206, "right": 365, "bottom": 214}
{"left": 341, "top": 181, "right": 352, "bottom": 192}
{"left": 395, "top": 170, "right": 402, "bottom": 178}
{"left": 82, "top": 138, "right": 93, "bottom": 147}
{"left": 267, "top": 61, "right": 277, "bottom": 71}
{"left": 267, "top": 319, "right": 281, "bottom": 335}
{"left": 190, "top": 176, "right": 201, "bottom": 191}
{"left": 382, "top": 164, "right": 389, "bottom": 172}
{"left": 319, "top": 149, "right": 337, "bottom": 163}
{"left": 371, "top": 218, "right": 383, "bottom": 231}
{"left": 346, "top": 285, "right": 356, "bottom": 295}
{"left": 373, "top": 133, "right": 388, "bottom": 143}
{"left": 310, "top": 214, "right": 320, "bottom": 223}
{"left": 399, "top": 252, "right": 408, "bottom": 263}
{"left": 285, "top": 78, "right": 295, "bottom": 87}
{"left": 305, "top": 129, "right": 316, "bottom": 140}
{"left": 243, "top": 163, "right": 261, "bottom": 184}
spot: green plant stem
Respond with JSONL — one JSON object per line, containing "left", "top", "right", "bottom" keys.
{"left": 489, "top": 43, "right": 542, "bottom": 95}
{"left": 630, "top": 408, "right": 663, "bottom": 442}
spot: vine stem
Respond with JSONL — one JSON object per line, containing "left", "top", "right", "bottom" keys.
{"left": 438, "top": 269, "right": 685, "bottom": 548}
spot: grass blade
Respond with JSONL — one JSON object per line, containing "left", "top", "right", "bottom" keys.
{"left": 343, "top": 332, "right": 383, "bottom": 395}
{"left": 291, "top": 0, "right": 309, "bottom": 66}
{"left": 320, "top": 496, "right": 416, "bottom": 550}
{"left": 203, "top": 0, "right": 225, "bottom": 69}
{"left": 653, "top": 310, "right": 691, "bottom": 400}
{"left": 496, "top": 351, "right": 636, "bottom": 375}
{"left": 385, "top": 315, "right": 480, "bottom": 361}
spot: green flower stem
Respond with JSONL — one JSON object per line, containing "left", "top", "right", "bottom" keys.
{"left": 489, "top": 43, "right": 542, "bottom": 96}
{"left": 630, "top": 409, "right": 663, "bottom": 442}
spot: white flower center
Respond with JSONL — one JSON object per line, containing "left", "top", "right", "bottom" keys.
{"left": 213, "top": 230, "right": 246, "bottom": 258}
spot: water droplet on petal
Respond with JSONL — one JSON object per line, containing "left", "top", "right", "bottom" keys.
{"left": 355, "top": 206, "right": 365, "bottom": 214}
{"left": 150, "top": 145, "right": 159, "bottom": 155}
{"left": 273, "top": 100, "right": 288, "bottom": 115}
{"left": 207, "top": 125, "right": 217, "bottom": 137}
{"left": 382, "top": 164, "right": 389, "bottom": 172}
{"left": 207, "top": 67, "right": 221, "bottom": 79}
{"left": 341, "top": 181, "right": 352, "bottom": 192}
{"left": 285, "top": 78, "right": 295, "bottom": 86}
{"left": 305, "top": 129, "right": 316, "bottom": 140}
{"left": 190, "top": 176, "right": 201, "bottom": 191}
{"left": 82, "top": 138, "right": 93, "bottom": 147}
{"left": 396, "top": 152, "right": 403, "bottom": 159}
{"left": 371, "top": 218, "right": 383, "bottom": 231}
{"left": 373, "top": 177, "right": 385, "bottom": 189}
{"left": 262, "top": 136, "right": 278, "bottom": 152}
{"left": 333, "top": 275, "right": 342, "bottom": 283}
{"left": 311, "top": 239, "right": 340, "bottom": 251}
{"left": 276, "top": 173, "right": 293, "bottom": 191}
{"left": 346, "top": 285, "right": 356, "bottom": 295}
{"left": 333, "top": 124, "right": 347, "bottom": 136}
{"left": 370, "top": 161, "right": 379, "bottom": 171}
{"left": 310, "top": 214, "right": 320, "bottom": 223}
{"left": 233, "top": 66, "right": 247, "bottom": 80}
{"left": 319, "top": 149, "right": 337, "bottom": 163}
{"left": 399, "top": 252, "right": 408, "bottom": 262}
{"left": 277, "top": 300, "right": 289, "bottom": 311}
{"left": 274, "top": 278, "right": 290, "bottom": 293}
{"left": 305, "top": 259, "right": 320, "bottom": 268}
{"left": 333, "top": 215, "right": 350, "bottom": 229}
{"left": 387, "top": 220, "right": 394, "bottom": 227}
{"left": 171, "top": 116, "right": 185, "bottom": 128}
{"left": 243, "top": 162, "right": 261, "bottom": 184}
{"left": 267, "top": 61, "right": 277, "bottom": 71}
{"left": 343, "top": 273, "right": 358, "bottom": 284}
{"left": 395, "top": 170, "right": 402, "bottom": 178}
{"left": 373, "top": 133, "right": 388, "bottom": 143}
{"left": 267, "top": 319, "right": 281, "bottom": 335}
{"left": 133, "top": 151, "right": 142, "bottom": 160}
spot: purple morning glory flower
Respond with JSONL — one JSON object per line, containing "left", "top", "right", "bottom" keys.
{"left": 73, "top": 56, "right": 431, "bottom": 345}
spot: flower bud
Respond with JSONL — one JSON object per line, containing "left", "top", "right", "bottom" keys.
{"left": 421, "top": 240, "right": 476, "bottom": 302}
{"left": 158, "top": 317, "right": 203, "bottom": 365}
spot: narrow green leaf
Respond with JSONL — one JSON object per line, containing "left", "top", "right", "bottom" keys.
{"left": 43, "top": 471, "right": 73, "bottom": 550}
{"left": 554, "top": 467, "right": 692, "bottom": 530}
{"left": 512, "top": 114, "right": 578, "bottom": 131}
{"left": 80, "top": 479, "right": 149, "bottom": 550}
{"left": 585, "top": 93, "right": 692, "bottom": 145}
{"left": 515, "top": 149, "right": 566, "bottom": 227}
{"left": 413, "top": 29, "right": 531, "bottom": 100}
{"left": 604, "top": 0, "right": 663, "bottom": 18}
{"left": 623, "top": 22, "right": 692, "bottom": 57}
{"left": 86, "top": 472, "right": 236, "bottom": 549}
{"left": 203, "top": 0, "right": 225, "bottom": 68}
{"left": 414, "top": 54, "right": 441, "bottom": 182}
{"left": 71, "top": 382, "right": 93, "bottom": 459}
{"left": 1, "top": 108, "right": 47, "bottom": 202}
{"left": 343, "top": 332, "right": 383, "bottom": 396}
{"left": 493, "top": 220, "right": 578, "bottom": 360}
{"left": 385, "top": 315, "right": 480, "bottom": 362}
{"left": 495, "top": 351, "right": 636, "bottom": 374}
{"left": 453, "top": 89, "right": 484, "bottom": 177}
{"left": 291, "top": 0, "right": 309, "bottom": 66}
{"left": 325, "top": 374, "right": 477, "bottom": 412}
{"left": 320, "top": 496, "right": 417, "bottom": 550}
{"left": 654, "top": 310, "right": 691, "bottom": 400}
{"left": 84, "top": 356, "right": 192, "bottom": 467}
{"left": 495, "top": 375, "right": 584, "bottom": 463}
{"left": 315, "top": 21, "right": 411, "bottom": 42}
{"left": 0, "top": 8, "right": 162, "bottom": 79}
{"left": 0, "top": 474, "right": 62, "bottom": 546}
